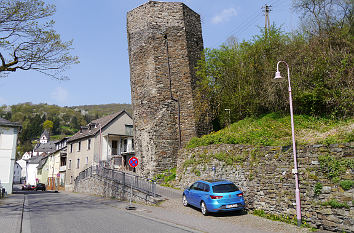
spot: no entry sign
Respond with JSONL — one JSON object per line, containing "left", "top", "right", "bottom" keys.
{"left": 129, "top": 156, "right": 139, "bottom": 168}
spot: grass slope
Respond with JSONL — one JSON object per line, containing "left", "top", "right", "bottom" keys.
{"left": 187, "top": 113, "right": 353, "bottom": 148}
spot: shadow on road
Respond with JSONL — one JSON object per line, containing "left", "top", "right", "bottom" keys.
{"left": 186, "top": 205, "right": 248, "bottom": 217}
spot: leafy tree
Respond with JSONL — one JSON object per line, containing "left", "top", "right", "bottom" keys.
{"left": 0, "top": 0, "right": 79, "bottom": 79}
{"left": 43, "top": 120, "right": 53, "bottom": 131}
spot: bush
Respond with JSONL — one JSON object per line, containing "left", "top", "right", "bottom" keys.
{"left": 314, "top": 182, "right": 322, "bottom": 196}
{"left": 321, "top": 199, "right": 349, "bottom": 209}
{"left": 339, "top": 180, "right": 354, "bottom": 190}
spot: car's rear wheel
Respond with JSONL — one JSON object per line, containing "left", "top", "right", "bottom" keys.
{"left": 201, "top": 201, "right": 208, "bottom": 216}
{"left": 182, "top": 195, "right": 189, "bottom": 207}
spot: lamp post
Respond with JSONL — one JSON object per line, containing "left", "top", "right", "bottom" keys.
{"left": 274, "top": 61, "right": 302, "bottom": 226}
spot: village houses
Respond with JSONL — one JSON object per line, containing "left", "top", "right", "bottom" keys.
{"left": 65, "top": 110, "right": 134, "bottom": 191}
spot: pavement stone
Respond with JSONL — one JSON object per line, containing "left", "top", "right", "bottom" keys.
{"left": 0, "top": 193, "right": 24, "bottom": 233}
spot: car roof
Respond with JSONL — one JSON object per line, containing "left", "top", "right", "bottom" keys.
{"left": 197, "top": 179, "right": 233, "bottom": 185}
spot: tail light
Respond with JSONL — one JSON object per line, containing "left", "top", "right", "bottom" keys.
{"left": 210, "top": 195, "right": 223, "bottom": 199}
{"left": 237, "top": 193, "right": 243, "bottom": 197}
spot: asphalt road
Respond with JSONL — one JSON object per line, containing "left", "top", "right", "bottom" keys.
{"left": 5, "top": 188, "right": 314, "bottom": 233}
{"left": 23, "top": 191, "right": 196, "bottom": 233}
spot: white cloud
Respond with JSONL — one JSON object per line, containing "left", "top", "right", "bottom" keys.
{"left": 212, "top": 8, "right": 237, "bottom": 24}
{"left": 51, "top": 87, "right": 69, "bottom": 104}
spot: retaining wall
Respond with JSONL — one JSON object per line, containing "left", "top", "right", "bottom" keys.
{"left": 177, "top": 143, "right": 353, "bottom": 232}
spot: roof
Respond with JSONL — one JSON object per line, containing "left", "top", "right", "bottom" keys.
{"left": 0, "top": 117, "right": 21, "bottom": 128}
{"left": 199, "top": 179, "right": 232, "bottom": 185}
{"left": 34, "top": 141, "right": 57, "bottom": 153}
{"left": 36, "top": 156, "right": 49, "bottom": 169}
{"left": 40, "top": 130, "right": 50, "bottom": 139}
{"left": 27, "top": 155, "right": 44, "bottom": 164}
{"left": 67, "top": 110, "right": 131, "bottom": 143}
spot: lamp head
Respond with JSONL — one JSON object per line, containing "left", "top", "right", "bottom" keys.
{"left": 273, "top": 71, "right": 284, "bottom": 82}
{"left": 274, "top": 71, "right": 283, "bottom": 79}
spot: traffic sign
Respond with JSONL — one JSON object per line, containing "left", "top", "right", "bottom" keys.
{"left": 129, "top": 156, "right": 139, "bottom": 168}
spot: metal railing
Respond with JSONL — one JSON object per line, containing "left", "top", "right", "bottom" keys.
{"left": 75, "top": 165, "right": 156, "bottom": 197}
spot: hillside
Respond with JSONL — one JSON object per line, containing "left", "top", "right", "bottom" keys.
{"left": 70, "top": 103, "right": 132, "bottom": 117}
{"left": 187, "top": 113, "right": 354, "bottom": 148}
{"left": 0, "top": 102, "right": 132, "bottom": 158}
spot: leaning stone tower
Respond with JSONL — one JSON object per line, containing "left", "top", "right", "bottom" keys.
{"left": 127, "top": 1, "right": 204, "bottom": 178}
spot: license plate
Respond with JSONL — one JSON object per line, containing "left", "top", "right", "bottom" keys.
{"left": 226, "top": 204, "right": 239, "bottom": 208}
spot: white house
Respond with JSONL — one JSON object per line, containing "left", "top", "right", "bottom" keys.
{"left": 13, "top": 162, "right": 22, "bottom": 184}
{"left": 40, "top": 130, "right": 50, "bottom": 144}
{"left": 0, "top": 117, "right": 21, "bottom": 194}
{"left": 26, "top": 155, "right": 43, "bottom": 185}
{"left": 17, "top": 152, "right": 33, "bottom": 181}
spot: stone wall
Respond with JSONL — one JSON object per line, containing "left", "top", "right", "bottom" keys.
{"left": 177, "top": 143, "right": 353, "bottom": 232}
{"left": 74, "top": 175, "right": 160, "bottom": 204}
{"left": 127, "top": 1, "right": 205, "bottom": 178}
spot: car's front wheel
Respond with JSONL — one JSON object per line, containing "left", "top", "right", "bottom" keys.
{"left": 201, "top": 201, "right": 208, "bottom": 216}
{"left": 182, "top": 195, "right": 189, "bottom": 207}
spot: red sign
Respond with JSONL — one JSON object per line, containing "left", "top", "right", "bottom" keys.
{"left": 129, "top": 156, "right": 139, "bottom": 168}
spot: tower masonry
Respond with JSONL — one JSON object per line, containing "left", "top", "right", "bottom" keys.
{"left": 127, "top": 1, "right": 204, "bottom": 178}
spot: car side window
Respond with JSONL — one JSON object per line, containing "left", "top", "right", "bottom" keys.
{"left": 190, "top": 182, "right": 199, "bottom": 190}
{"left": 197, "top": 182, "right": 207, "bottom": 192}
{"left": 204, "top": 183, "right": 210, "bottom": 192}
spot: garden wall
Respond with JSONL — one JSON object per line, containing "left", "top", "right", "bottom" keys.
{"left": 177, "top": 143, "right": 353, "bottom": 232}
{"left": 74, "top": 175, "right": 161, "bottom": 204}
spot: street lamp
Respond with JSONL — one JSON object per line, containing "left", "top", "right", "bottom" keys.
{"left": 274, "top": 61, "right": 302, "bottom": 226}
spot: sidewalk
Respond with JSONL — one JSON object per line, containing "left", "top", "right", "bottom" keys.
{"left": 0, "top": 193, "right": 24, "bottom": 233}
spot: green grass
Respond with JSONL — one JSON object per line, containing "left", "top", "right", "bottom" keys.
{"left": 339, "top": 180, "right": 354, "bottom": 190}
{"left": 187, "top": 113, "right": 353, "bottom": 148}
{"left": 321, "top": 199, "right": 350, "bottom": 209}
{"left": 252, "top": 209, "right": 312, "bottom": 229}
{"left": 50, "top": 134, "right": 73, "bottom": 141}
{"left": 153, "top": 168, "right": 177, "bottom": 188}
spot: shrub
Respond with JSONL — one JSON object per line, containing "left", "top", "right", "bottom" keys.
{"left": 314, "top": 182, "right": 322, "bottom": 196}
{"left": 321, "top": 199, "right": 349, "bottom": 209}
{"left": 339, "top": 180, "right": 354, "bottom": 190}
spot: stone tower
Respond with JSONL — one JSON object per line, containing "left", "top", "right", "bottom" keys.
{"left": 127, "top": 1, "right": 204, "bottom": 178}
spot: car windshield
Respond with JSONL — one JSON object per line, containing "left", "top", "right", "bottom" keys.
{"left": 212, "top": 183, "right": 239, "bottom": 193}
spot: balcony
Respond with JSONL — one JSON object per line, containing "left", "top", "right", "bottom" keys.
{"left": 59, "top": 165, "right": 66, "bottom": 172}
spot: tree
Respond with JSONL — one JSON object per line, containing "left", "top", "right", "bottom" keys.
{"left": 0, "top": 0, "right": 79, "bottom": 79}
{"left": 43, "top": 120, "right": 53, "bottom": 131}
{"left": 292, "top": 0, "right": 353, "bottom": 35}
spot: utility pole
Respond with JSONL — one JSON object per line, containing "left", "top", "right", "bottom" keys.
{"left": 263, "top": 4, "right": 272, "bottom": 36}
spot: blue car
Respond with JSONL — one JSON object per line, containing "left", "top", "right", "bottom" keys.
{"left": 182, "top": 180, "right": 245, "bottom": 215}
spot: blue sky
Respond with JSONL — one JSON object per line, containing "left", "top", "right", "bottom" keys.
{"left": 0, "top": 0, "right": 299, "bottom": 107}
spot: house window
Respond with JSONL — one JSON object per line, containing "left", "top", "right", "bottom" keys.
{"left": 88, "top": 139, "right": 91, "bottom": 150}
{"left": 86, "top": 157, "right": 88, "bottom": 165}
{"left": 78, "top": 141, "right": 81, "bottom": 152}
{"left": 70, "top": 176, "right": 73, "bottom": 184}
{"left": 68, "top": 160, "right": 71, "bottom": 169}
{"left": 77, "top": 159, "right": 80, "bottom": 169}
{"left": 125, "top": 125, "right": 133, "bottom": 136}
{"left": 123, "top": 139, "right": 127, "bottom": 152}
{"left": 70, "top": 144, "right": 73, "bottom": 153}
{"left": 112, "top": 140, "right": 118, "bottom": 155}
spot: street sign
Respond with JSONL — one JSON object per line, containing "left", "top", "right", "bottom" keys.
{"left": 129, "top": 156, "right": 139, "bottom": 168}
